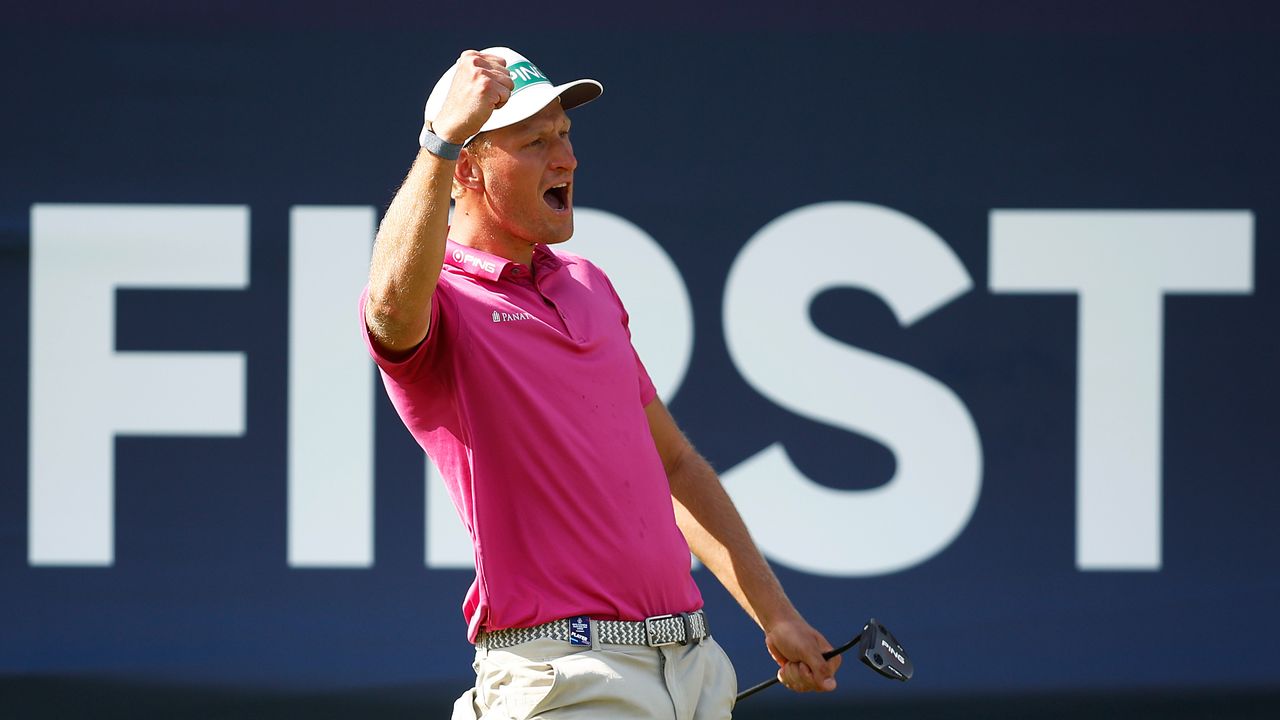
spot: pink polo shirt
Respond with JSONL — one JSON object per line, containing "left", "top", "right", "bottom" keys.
{"left": 361, "top": 240, "right": 703, "bottom": 642}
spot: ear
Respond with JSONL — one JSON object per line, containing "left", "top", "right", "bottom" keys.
{"left": 455, "top": 148, "right": 484, "bottom": 193}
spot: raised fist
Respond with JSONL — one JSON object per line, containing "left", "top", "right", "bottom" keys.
{"left": 427, "top": 50, "right": 515, "bottom": 145}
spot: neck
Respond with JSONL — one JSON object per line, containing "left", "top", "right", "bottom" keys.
{"left": 450, "top": 199, "right": 536, "bottom": 266}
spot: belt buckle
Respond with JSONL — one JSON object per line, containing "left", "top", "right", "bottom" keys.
{"left": 643, "top": 613, "right": 684, "bottom": 647}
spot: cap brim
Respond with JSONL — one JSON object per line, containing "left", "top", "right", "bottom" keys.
{"left": 556, "top": 79, "right": 603, "bottom": 112}
{"left": 475, "top": 78, "right": 603, "bottom": 137}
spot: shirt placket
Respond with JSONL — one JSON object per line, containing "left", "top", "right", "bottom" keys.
{"left": 510, "top": 264, "right": 575, "bottom": 341}
{"left": 535, "top": 274, "right": 575, "bottom": 341}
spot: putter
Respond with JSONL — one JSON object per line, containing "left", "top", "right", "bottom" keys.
{"left": 735, "top": 618, "right": 913, "bottom": 702}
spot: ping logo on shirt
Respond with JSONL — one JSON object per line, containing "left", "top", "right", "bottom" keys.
{"left": 451, "top": 249, "right": 498, "bottom": 274}
{"left": 508, "top": 61, "right": 549, "bottom": 93}
{"left": 569, "top": 616, "right": 591, "bottom": 646}
{"left": 491, "top": 310, "right": 534, "bottom": 323}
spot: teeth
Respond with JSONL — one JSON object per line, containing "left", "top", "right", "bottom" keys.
{"left": 551, "top": 183, "right": 567, "bottom": 189}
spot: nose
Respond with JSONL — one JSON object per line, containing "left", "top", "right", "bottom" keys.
{"left": 552, "top": 135, "right": 577, "bottom": 172}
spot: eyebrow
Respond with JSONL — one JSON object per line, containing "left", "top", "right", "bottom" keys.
{"left": 525, "top": 117, "right": 572, "bottom": 137}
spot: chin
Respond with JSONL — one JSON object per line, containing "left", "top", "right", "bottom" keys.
{"left": 542, "top": 217, "right": 574, "bottom": 245}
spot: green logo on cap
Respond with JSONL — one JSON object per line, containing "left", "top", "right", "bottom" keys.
{"left": 508, "top": 61, "right": 549, "bottom": 94}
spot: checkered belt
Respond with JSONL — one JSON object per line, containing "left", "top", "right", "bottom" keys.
{"left": 478, "top": 610, "right": 710, "bottom": 650}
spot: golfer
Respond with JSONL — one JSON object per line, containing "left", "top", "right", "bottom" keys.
{"left": 361, "top": 47, "right": 841, "bottom": 719}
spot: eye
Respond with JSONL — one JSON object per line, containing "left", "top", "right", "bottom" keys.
{"left": 527, "top": 137, "right": 545, "bottom": 148}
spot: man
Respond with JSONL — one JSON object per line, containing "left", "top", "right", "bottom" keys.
{"left": 362, "top": 47, "right": 841, "bottom": 719}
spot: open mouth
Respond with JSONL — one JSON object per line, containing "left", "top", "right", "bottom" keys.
{"left": 543, "top": 183, "right": 570, "bottom": 212}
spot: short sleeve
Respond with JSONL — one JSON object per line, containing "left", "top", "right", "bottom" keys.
{"left": 632, "top": 345, "right": 659, "bottom": 407}
{"left": 358, "top": 284, "right": 452, "bottom": 382}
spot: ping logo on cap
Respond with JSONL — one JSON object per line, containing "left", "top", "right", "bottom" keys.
{"left": 508, "top": 61, "right": 549, "bottom": 93}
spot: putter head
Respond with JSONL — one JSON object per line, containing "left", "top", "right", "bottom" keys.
{"left": 858, "top": 618, "right": 914, "bottom": 681}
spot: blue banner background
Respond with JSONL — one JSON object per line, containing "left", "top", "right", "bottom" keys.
{"left": 2, "top": 2, "right": 1278, "bottom": 707}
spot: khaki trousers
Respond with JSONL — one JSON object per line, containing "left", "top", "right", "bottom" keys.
{"left": 451, "top": 635, "right": 737, "bottom": 720}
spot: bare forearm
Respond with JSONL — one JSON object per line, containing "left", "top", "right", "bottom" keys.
{"left": 669, "top": 452, "right": 802, "bottom": 632}
{"left": 646, "top": 398, "right": 840, "bottom": 690}
{"left": 365, "top": 148, "right": 455, "bottom": 352}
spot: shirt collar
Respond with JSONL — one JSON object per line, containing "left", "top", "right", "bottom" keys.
{"left": 443, "top": 240, "right": 512, "bottom": 281}
{"left": 532, "top": 244, "right": 564, "bottom": 272}
{"left": 444, "top": 240, "right": 564, "bottom": 281}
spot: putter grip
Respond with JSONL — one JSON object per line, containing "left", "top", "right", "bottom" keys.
{"left": 734, "top": 634, "right": 860, "bottom": 702}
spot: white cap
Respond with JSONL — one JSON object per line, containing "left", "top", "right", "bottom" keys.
{"left": 421, "top": 47, "right": 603, "bottom": 146}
